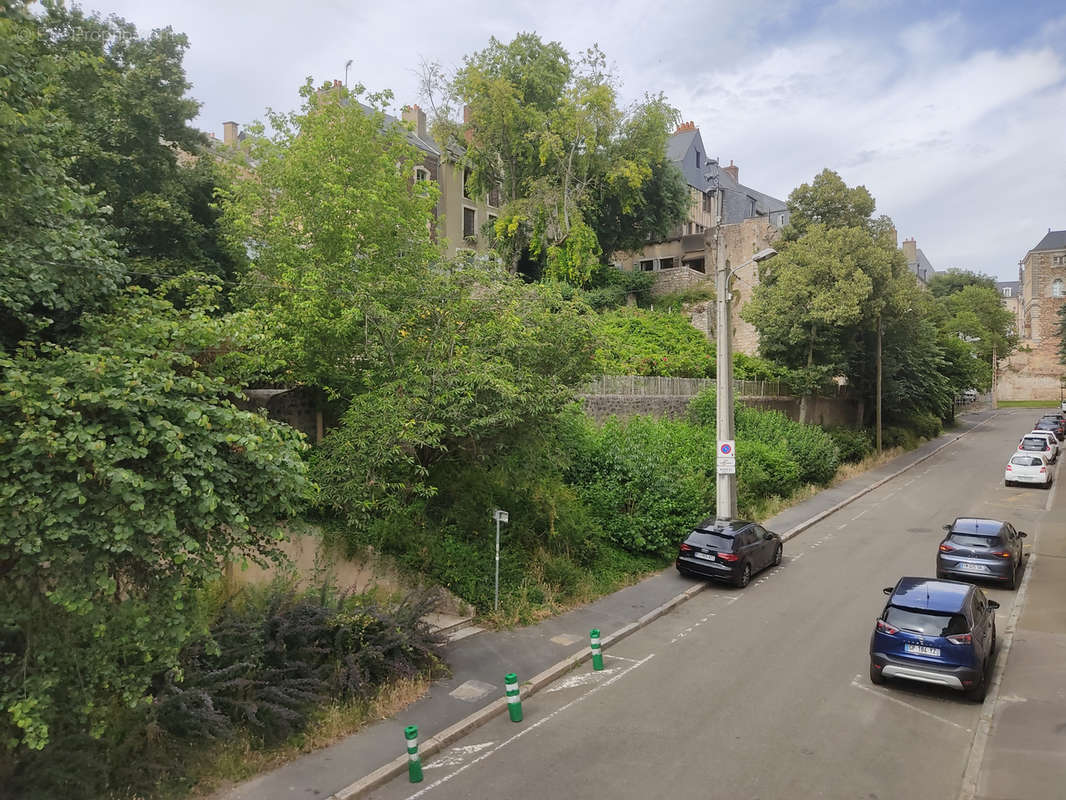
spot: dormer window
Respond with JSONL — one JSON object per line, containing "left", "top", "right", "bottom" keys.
{"left": 695, "top": 151, "right": 701, "bottom": 169}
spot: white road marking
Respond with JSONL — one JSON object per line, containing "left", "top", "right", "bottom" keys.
{"left": 726, "top": 596, "right": 740, "bottom": 605}
{"left": 602, "top": 653, "right": 639, "bottom": 663}
{"left": 904, "top": 478, "right": 916, "bottom": 487}
{"left": 849, "top": 676, "right": 972, "bottom": 733}
{"left": 791, "top": 552, "right": 805, "bottom": 562}
{"left": 544, "top": 668, "right": 618, "bottom": 692}
{"left": 423, "top": 742, "right": 495, "bottom": 769}
{"left": 837, "top": 523, "right": 847, "bottom": 530}
{"left": 403, "top": 654, "right": 656, "bottom": 799}
{"left": 851, "top": 509, "right": 868, "bottom": 520}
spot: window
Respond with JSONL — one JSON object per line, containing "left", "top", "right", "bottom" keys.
{"left": 659, "top": 257, "right": 675, "bottom": 270}
{"left": 683, "top": 257, "right": 705, "bottom": 273}
{"left": 1054, "top": 256, "right": 1065, "bottom": 265}
{"left": 884, "top": 607, "right": 969, "bottom": 637}
{"left": 1053, "top": 279, "right": 1064, "bottom": 298}
{"left": 1002, "top": 287, "right": 1012, "bottom": 297}
{"left": 414, "top": 167, "right": 429, "bottom": 182}
{"left": 703, "top": 192, "right": 712, "bottom": 212}
{"left": 695, "top": 151, "right": 701, "bottom": 169}
{"left": 488, "top": 183, "right": 501, "bottom": 208}
{"left": 463, "top": 207, "right": 476, "bottom": 240}
{"left": 639, "top": 259, "right": 655, "bottom": 272}
{"left": 463, "top": 167, "right": 472, "bottom": 199}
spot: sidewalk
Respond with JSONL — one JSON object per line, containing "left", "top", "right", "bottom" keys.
{"left": 971, "top": 452, "right": 1066, "bottom": 799}
{"left": 219, "top": 409, "right": 997, "bottom": 800}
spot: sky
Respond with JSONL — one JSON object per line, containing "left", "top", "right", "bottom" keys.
{"left": 81, "top": 0, "right": 1066, "bottom": 281}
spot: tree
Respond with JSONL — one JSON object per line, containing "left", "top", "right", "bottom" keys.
{"left": 37, "top": 2, "right": 245, "bottom": 282}
{"left": 427, "top": 34, "right": 688, "bottom": 283}
{"left": 928, "top": 268, "right": 997, "bottom": 298}
{"left": 936, "top": 284, "right": 1016, "bottom": 363}
{"left": 780, "top": 168, "right": 876, "bottom": 240}
{"left": 0, "top": 8, "right": 127, "bottom": 351}
{"left": 0, "top": 284, "right": 310, "bottom": 753}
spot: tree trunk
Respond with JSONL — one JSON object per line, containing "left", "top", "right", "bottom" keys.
{"left": 799, "top": 328, "right": 815, "bottom": 425}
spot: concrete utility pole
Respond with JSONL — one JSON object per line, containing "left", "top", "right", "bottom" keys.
{"left": 991, "top": 341, "right": 997, "bottom": 409}
{"left": 715, "top": 242, "right": 777, "bottom": 523}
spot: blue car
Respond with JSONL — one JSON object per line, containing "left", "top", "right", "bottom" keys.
{"left": 869, "top": 577, "right": 999, "bottom": 702}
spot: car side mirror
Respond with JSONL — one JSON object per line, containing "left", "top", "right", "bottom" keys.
{"left": 942, "top": 524, "right": 952, "bottom": 531}
{"left": 764, "top": 531, "right": 775, "bottom": 540}
{"left": 883, "top": 587, "right": 893, "bottom": 595}
{"left": 1018, "top": 531, "right": 1028, "bottom": 538}
{"left": 988, "top": 600, "right": 1000, "bottom": 610}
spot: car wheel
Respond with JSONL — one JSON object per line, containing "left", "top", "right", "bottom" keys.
{"left": 991, "top": 623, "right": 997, "bottom": 655}
{"left": 677, "top": 566, "right": 693, "bottom": 579}
{"left": 1004, "top": 480, "right": 1012, "bottom": 487}
{"left": 736, "top": 563, "right": 751, "bottom": 588}
{"left": 965, "top": 660, "right": 989, "bottom": 703}
{"left": 772, "top": 545, "right": 783, "bottom": 567}
{"left": 870, "top": 663, "right": 886, "bottom": 686}
{"left": 1006, "top": 562, "right": 1019, "bottom": 591}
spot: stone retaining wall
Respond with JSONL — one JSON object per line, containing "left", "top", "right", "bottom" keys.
{"left": 580, "top": 393, "right": 858, "bottom": 427}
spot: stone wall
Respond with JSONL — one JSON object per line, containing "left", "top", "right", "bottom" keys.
{"left": 580, "top": 392, "right": 858, "bottom": 427}
{"left": 998, "top": 346, "right": 1064, "bottom": 402}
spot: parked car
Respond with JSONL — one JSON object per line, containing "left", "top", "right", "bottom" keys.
{"left": 1034, "top": 418, "right": 1065, "bottom": 441}
{"left": 870, "top": 577, "right": 998, "bottom": 701}
{"left": 676, "top": 518, "right": 782, "bottom": 587}
{"left": 1022, "top": 430, "right": 1059, "bottom": 462}
{"left": 1005, "top": 452, "right": 1053, "bottom": 489}
{"left": 1018, "top": 434, "right": 1056, "bottom": 462}
{"left": 936, "top": 517, "right": 1027, "bottom": 589}
{"left": 1038, "top": 413, "right": 1066, "bottom": 431}
{"left": 961, "top": 388, "right": 978, "bottom": 403}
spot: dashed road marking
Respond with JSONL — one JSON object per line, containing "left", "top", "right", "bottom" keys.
{"left": 851, "top": 509, "right": 869, "bottom": 520}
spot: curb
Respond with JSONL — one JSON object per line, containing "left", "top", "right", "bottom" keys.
{"left": 328, "top": 411, "right": 998, "bottom": 799}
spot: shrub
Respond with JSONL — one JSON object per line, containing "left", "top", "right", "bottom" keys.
{"left": 903, "top": 411, "right": 942, "bottom": 441}
{"left": 827, "top": 427, "right": 873, "bottom": 463}
{"left": 590, "top": 308, "right": 715, "bottom": 377}
{"left": 735, "top": 440, "right": 802, "bottom": 508}
{"left": 734, "top": 405, "right": 840, "bottom": 486}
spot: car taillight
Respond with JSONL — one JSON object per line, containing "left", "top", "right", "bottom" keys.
{"left": 992, "top": 550, "right": 1011, "bottom": 558}
{"left": 679, "top": 543, "right": 693, "bottom": 553}
{"left": 876, "top": 619, "right": 899, "bottom": 635}
{"left": 946, "top": 633, "right": 972, "bottom": 645}
{"left": 1040, "top": 466, "right": 1047, "bottom": 473}
{"left": 1006, "top": 465, "right": 1013, "bottom": 471}
{"left": 939, "top": 543, "right": 955, "bottom": 552}
{"left": 717, "top": 552, "right": 739, "bottom": 562}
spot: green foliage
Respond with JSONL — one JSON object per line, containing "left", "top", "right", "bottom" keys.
{"left": 576, "top": 266, "right": 656, "bottom": 310}
{"left": 826, "top": 427, "right": 873, "bottom": 463}
{"left": 0, "top": 286, "right": 311, "bottom": 754}
{"left": 928, "top": 268, "right": 996, "bottom": 298}
{"left": 935, "top": 283, "right": 1016, "bottom": 367}
{"left": 734, "top": 405, "right": 840, "bottom": 486}
{"left": 781, "top": 168, "right": 876, "bottom": 240}
{"left": 591, "top": 308, "right": 715, "bottom": 377}
{"left": 735, "top": 440, "right": 802, "bottom": 509}
{"left": 430, "top": 34, "right": 687, "bottom": 276}
{"left": 0, "top": 9, "right": 128, "bottom": 350}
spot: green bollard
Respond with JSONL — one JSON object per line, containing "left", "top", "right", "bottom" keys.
{"left": 505, "top": 672, "right": 523, "bottom": 722}
{"left": 405, "top": 724, "right": 423, "bottom": 783}
{"left": 590, "top": 629, "right": 604, "bottom": 671}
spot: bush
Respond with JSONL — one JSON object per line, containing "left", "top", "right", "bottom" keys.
{"left": 903, "top": 411, "right": 942, "bottom": 441}
{"left": 881, "top": 426, "right": 919, "bottom": 449}
{"left": 591, "top": 308, "right": 715, "bottom": 377}
{"left": 734, "top": 405, "right": 840, "bottom": 486}
{"left": 735, "top": 440, "right": 802, "bottom": 508}
{"left": 827, "top": 427, "right": 873, "bottom": 463}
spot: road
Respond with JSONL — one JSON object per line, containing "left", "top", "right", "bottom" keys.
{"left": 367, "top": 409, "right": 1053, "bottom": 800}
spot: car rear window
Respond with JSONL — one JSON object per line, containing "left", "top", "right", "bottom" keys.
{"left": 949, "top": 534, "right": 1002, "bottom": 547}
{"left": 691, "top": 531, "right": 735, "bottom": 550}
{"left": 885, "top": 606, "right": 969, "bottom": 636}
{"left": 1010, "top": 455, "right": 1043, "bottom": 467}
{"left": 1021, "top": 438, "right": 1048, "bottom": 450}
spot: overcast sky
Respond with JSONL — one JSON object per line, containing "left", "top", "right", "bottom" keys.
{"left": 86, "top": 0, "right": 1066, "bottom": 281}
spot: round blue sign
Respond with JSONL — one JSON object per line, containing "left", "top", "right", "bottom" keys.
{"left": 720, "top": 443, "right": 732, "bottom": 455}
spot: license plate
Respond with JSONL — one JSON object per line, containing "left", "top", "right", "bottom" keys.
{"left": 904, "top": 644, "right": 940, "bottom": 657}
{"left": 960, "top": 563, "right": 989, "bottom": 573}
{"left": 694, "top": 552, "right": 716, "bottom": 561}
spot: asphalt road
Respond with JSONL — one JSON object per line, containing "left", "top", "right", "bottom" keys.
{"left": 367, "top": 409, "right": 1053, "bottom": 800}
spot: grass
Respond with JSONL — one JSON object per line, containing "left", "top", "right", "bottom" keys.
{"left": 185, "top": 675, "right": 433, "bottom": 800}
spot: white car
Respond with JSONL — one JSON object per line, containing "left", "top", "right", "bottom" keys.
{"left": 1018, "top": 434, "right": 1056, "bottom": 463}
{"left": 1005, "top": 452, "right": 1053, "bottom": 488}
{"left": 1024, "top": 430, "right": 1059, "bottom": 462}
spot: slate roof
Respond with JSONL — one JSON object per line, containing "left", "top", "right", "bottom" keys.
{"left": 907, "top": 247, "right": 936, "bottom": 284}
{"left": 1031, "top": 230, "right": 1066, "bottom": 252}
{"left": 996, "top": 280, "right": 1021, "bottom": 295}
{"left": 665, "top": 127, "right": 787, "bottom": 225}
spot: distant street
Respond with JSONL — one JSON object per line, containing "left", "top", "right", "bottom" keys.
{"left": 367, "top": 409, "right": 1053, "bottom": 800}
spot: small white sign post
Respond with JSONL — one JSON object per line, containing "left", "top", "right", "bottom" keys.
{"left": 493, "top": 509, "right": 509, "bottom": 612}
{"left": 717, "top": 440, "right": 736, "bottom": 476}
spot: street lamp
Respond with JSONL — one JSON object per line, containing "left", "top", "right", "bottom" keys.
{"left": 493, "top": 509, "right": 509, "bottom": 612}
{"left": 716, "top": 247, "right": 777, "bottom": 523}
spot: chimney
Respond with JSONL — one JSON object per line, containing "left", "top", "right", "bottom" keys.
{"left": 223, "top": 121, "right": 238, "bottom": 146}
{"left": 902, "top": 238, "right": 917, "bottom": 263}
{"left": 674, "top": 120, "right": 696, "bottom": 134}
{"left": 403, "top": 103, "right": 427, "bottom": 140}
{"left": 723, "top": 159, "right": 739, "bottom": 183}
{"left": 463, "top": 104, "right": 473, "bottom": 144}
{"left": 333, "top": 79, "right": 342, "bottom": 88}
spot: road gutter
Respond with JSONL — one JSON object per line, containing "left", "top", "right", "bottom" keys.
{"left": 328, "top": 411, "right": 999, "bottom": 799}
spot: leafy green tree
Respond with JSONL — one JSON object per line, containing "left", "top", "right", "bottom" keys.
{"left": 0, "top": 284, "right": 310, "bottom": 754}
{"left": 37, "top": 2, "right": 245, "bottom": 282}
{"left": 780, "top": 168, "right": 876, "bottom": 240}
{"left": 0, "top": 9, "right": 127, "bottom": 350}
{"left": 936, "top": 283, "right": 1016, "bottom": 363}
{"left": 928, "top": 268, "right": 997, "bottom": 298}
{"left": 429, "top": 34, "right": 687, "bottom": 282}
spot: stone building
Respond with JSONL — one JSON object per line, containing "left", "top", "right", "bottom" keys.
{"left": 998, "top": 230, "right": 1066, "bottom": 401}
{"left": 995, "top": 280, "right": 1021, "bottom": 336}
{"left": 612, "top": 121, "right": 788, "bottom": 355}
{"left": 901, "top": 237, "right": 936, "bottom": 285}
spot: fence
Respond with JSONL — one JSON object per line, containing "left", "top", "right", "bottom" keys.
{"left": 581, "top": 375, "right": 791, "bottom": 398}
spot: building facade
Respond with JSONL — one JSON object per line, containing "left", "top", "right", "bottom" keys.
{"left": 901, "top": 238, "right": 936, "bottom": 286}
{"left": 612, "top": 122, "right": 788, "bottom": 355}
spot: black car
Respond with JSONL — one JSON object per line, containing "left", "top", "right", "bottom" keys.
{"left": 676, "top": 518, "right": 782, "bottom": 587}
{"left": 1034, "top": 418, "right": 1065, "bottom": 441}
{"left": 936, "top": 517, "right": 1027, "bottom": 590}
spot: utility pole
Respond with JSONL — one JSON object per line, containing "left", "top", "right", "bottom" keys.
{"left": 715, "top": 215, "right": 736, "bottom": 522}
{"left": 876, "top": 315, "right": 883, "bottom": 452}
{"left": 991, "top": 341, "right": 997, "bottom": 409}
